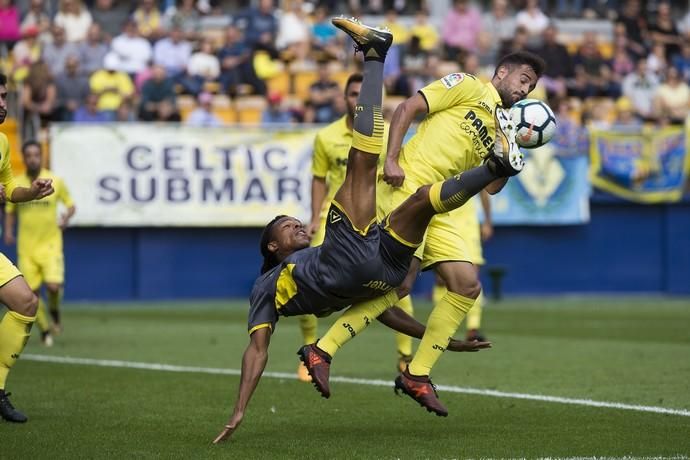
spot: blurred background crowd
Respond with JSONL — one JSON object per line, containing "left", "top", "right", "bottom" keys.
{"left": 0, "top": 0, "right": 689, "bottom": 143}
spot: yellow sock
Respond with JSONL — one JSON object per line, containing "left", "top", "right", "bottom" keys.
{"left": 317, "top": 290, "right": 398, "bottom": 357}
{"left": 35, "top": 297, "right": 50, "bottom": 333}
{"left": 394, "top": 295, "right": 414, "bottom": 357}
{"left": 431, "top": 284, "right": 447, "bottom": 306}
{"left": 299, "top": 314, "right": 318, "bottom": 345}
{"left": 466, "top": 292, "right": 483, "bottom": 330}
{"left": 408, "top": 291, "right": 475, "bottom": 376}
{"left": 0, "top": 310, "right": 36, "bottom": 390}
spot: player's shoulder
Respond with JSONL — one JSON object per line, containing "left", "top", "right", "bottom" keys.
{"left": 434, "top": 72, "right": 483, "bottom": 91}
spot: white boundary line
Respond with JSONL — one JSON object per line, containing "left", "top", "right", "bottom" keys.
{"left": 23, "top": 354, "right": 690, "bottom": 418}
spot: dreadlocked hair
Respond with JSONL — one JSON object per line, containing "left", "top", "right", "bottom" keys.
{"left": 260, "top": 215, "right": 287, "bottom": 274}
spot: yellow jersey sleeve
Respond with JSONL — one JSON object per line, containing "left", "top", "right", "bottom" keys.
{"left": 0, "top": 133, "right": 18, "bottom": 201}
{"left": 56, "top": 177, "right": 74, "bottom": 208}
{"left": 420, "top": 73, "right": 485, "bottom": 115}
{"left": 311, "top": 132, "right": 330, "bottom": 178}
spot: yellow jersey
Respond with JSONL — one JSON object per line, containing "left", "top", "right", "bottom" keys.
{"left": 399, "top": 73, "right": 502, "bottom": 189}
{"left": 0, "top": 133, "right": 18, "bottom": 200}
{"left": 6, "top": 168, "right": 74, "bottom": 255}
{"left": 311, "top": 115, "right": 389, "bottom": 219}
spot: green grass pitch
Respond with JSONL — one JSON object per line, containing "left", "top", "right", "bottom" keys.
{"left": 2, "top": 297, "right": 690, "bottom": 459}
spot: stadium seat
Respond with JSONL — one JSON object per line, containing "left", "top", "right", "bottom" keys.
{"left": 293, "top": 70, "right": 318, "bottom": 100}
{"left": 234, "top": 96, "right": 266, "bottom": 124}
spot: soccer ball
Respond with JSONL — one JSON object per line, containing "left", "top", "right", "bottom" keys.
{"left": 509, "top": 99, "right": 557, "bottom": 148}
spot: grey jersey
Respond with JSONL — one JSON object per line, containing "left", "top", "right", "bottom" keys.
{"left": 247, "top": 205, "right": 414, "bottom": 334}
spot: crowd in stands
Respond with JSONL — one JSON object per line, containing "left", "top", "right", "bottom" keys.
{"left": 0, "top": 0, "right": 689, "bottom": 142}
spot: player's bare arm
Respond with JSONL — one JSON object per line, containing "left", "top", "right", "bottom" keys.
{"left": 377, "top": 306, "right": 491, "bottom": 352}
{"left": 11, "top": 178, "right": 54, "bottom": 202}
{"left": 383, "top": 93, "right": 428, "bottom": 187}
{"left": 307, "top": 176, "right": 327, "bottom": 237}
{"left": 59, "top": 205, "right": 76, "bottom": 230}
{"left": 213, "top": 326, "right": 271, "bottom": 444}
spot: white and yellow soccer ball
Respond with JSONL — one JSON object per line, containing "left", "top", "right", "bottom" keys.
{"left": 509, "top": 99, "right": 557, "bottom": 148}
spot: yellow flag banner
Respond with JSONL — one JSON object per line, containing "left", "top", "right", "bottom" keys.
{"left": 589, "top": 124, "right": 690, "bottom": 203}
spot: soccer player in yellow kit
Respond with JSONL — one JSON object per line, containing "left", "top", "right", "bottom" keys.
{"left": 4, "top": 141, "right": 75, "bottom": 346}
{"left": 0, "top": 72, "right": 55, "bottom": 423}
{"left": 302, "top": 50, "right": 545, "bottom": 416}
{"left": 431, "top": 191, "right": 493, "bottom": 341}
{"left": 303, "top": 74, "right": 414, "bottom": 381}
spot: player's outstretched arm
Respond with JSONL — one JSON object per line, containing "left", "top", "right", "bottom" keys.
{"left": 10, "top": 178, "right": 54, "bottom": 202}
{"left": 383, "top": 93, "right": 428, "bottom": 187}
{"left": 213, "top": 327, "right": 271, "bottom": 444}
{"left": 377, "top": 306, "right": 491, "bottom": 352}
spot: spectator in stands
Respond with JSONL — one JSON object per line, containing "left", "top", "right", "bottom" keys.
{"left": 555, "top": 0, "right": 585, "bottom": 18}
{"left": 647, "top": 42, "right": 668, "bottom": 77}
{"left": 261, "top": 91, "right": 293, "bottom": 124}
{"left": 139, "top": 65, "right": 177, "bottom": 121}
{"left": 133, "top": 0, "right": 163, "bottom": 41}
{"left": 276, "top": 0, "right": 311, "bottom": 63}
{"left": 233, "top": 0, "right": 277, "bottom": 46}
{"left": 612, "top": 21, "right": 645, "bottom": 62}
{"left": 571, "top": 31, "right": 618, "bottom": 99}
{"left": 91, "top": 0, "right": 130, "bottom": 42}
{"left": 153, "top": 24, "right": 192, "bottom": 79}
{"left": 10, "top": 25, "right": 41, "bottom": 82}
{"left": 515, "top": 0, "right": 549, "bottom": 47}
{"left": 163, "top": 0, "right": 201, "bottom": 41}
{"left": 53, "top": 55, "right": 89, "bottom": 121}
{"left": 441, "top": 0, "right": 481, "bottom": 61}
{"left": 217, "top": 25, "right": 253, "bottom": 96}
{"left": 110, "top": 19, "right": 153, "bottom": 77}
{"left": 184, "top": 37, "right": 220, "bottom": 95}
{"left": 648, "top": 1, "right": 682, "bottom": 61}
{"left": 498, "top": 25, "right": 529, "bottom": 59}
{"left": 19, "top": 0, "right": 51, "bottom": 43}
{"left": 248, "top": 33, "right": 279, "bottom": 96}
{"left": 0, "top": 0, "right": 21, "bottom": 47}
{"left": 409, "top": 9, "right": 438, "bottom": 52}
{"left": 611, "top": 96, "right": 643, "bottom": 130}
{"left": 622, "top": 58, "right": 660, "bottom": 122}
{"left": 551, "top": 97, "right": 589, "bottom": 155}
{"left": 186, "top": 91, "right": 223, "bottom": 126}
{"left": 617, "top": 0, "right": 648, "bottom": 60}
{"left": 89, "top": 53, "right": 135, "bottom": 119}
{"left": 610, "top": 33, "right": 636, "bottom": 88}
{"left": 42, "top": 25, "right": 79, "bottom": 77}
{"left": 115, "top": 99, "right": 136, "bottom": 122}
{"left": 679, "top": 8, "right": 690, "bottom": 36}
{"left": 152, "top": 99, "right": 181, "bottom": 122}
{"left": 380, "top": 8, "right": 409, "bottom": 46}
{"left": 304, "top": 59, "right": 339, "bottom": 123}
{"left": 21, "top": 60, "right": 56, "bottom": 139}
{"left": 387, "top": 35, "right": 426, "bottom": 97}
{"left": 479, "top": 0, "right": 515, "bottom": 66}
{"left": 311, "top": 4, "right": 341, "bottom": 61}
{"left": 79, "top": 24, "right": 108, "bottom": 75}
{"left": 672, "top": 41, "right": 690, "bottom": 83}
{"left": 54, "top": 0, "right": 92, "bottom": 43}
{"left": 533, "top": 24, "right": 573, "bottom": 98}
{"left": 72, "top": 92, "right": 109, "bottom": 122}
{"left": 653, "top": 66, "right": 690, "bottom": 125}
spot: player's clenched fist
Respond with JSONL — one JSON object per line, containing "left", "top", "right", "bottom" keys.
{"left": 383, "top": 158, "right": 405, "bottom": 187}
{"left": 30, "top": 178, "right": 54, "bottom": 200}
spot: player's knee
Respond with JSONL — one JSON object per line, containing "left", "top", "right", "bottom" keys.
{"left": 46, "top": 283, "right": 61, "bottom": 294}
{"left": 447, "top": 278, "right": 481, "bottom": 299}
{"left": 14, "top": 291, "right": 38, "bottom": 316}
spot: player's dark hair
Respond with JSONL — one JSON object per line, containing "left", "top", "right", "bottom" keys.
{"left": 344, "top": 73, "right": 363, "bottom": 95}
{"left": 260, "top": 215, "right": 287, "bottom": 274}
{"left": 494, "top": 51, "right": 546, "bottom": 79}
{"left": 0, "top": 73, "right": 6, "bottom": 86}
{"left": 21, "top": 140, "right": 41, "bottom": 155}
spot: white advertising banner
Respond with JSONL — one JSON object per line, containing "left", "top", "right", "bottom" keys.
{"left": 50, "top": 123, "right": 318, "bottom": 226}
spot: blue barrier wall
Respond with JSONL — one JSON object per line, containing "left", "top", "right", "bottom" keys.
{"left": 2, "top": 198, "right": 688, "bottom": 300}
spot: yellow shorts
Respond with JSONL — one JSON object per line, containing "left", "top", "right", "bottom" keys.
{"left": 377, "top": 182, "right": 484, "bottom": 270}
{"left": 0, "top": 252, "right": 23, "bottom": 287}
{"left": 18, "top": 247, "right": 64, "bottom": 291}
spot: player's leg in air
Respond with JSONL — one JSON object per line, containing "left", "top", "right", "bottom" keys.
{"left": 296, "top": 16, "right": 396, "bottom": 393}
{"left": 0, "top": 266, "right": 39, "bottom": 422}
{"left": 302, "top": 107, "right": 523, "bottom": 413}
